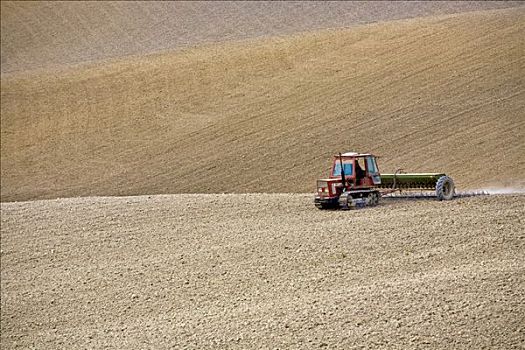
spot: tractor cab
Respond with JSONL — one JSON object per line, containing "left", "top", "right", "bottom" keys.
{"left": 315, "top": 152, "right": 381, "bottom": 209}
{"left": 329, "top": 152, "right": 381, "bottom": 187}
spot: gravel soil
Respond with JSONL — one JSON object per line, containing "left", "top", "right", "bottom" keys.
{"left": 1, "top": 194, "right": 524, "bottom": 349}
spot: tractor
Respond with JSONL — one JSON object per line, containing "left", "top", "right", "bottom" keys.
{"left": 314, "top": 152, "right": 457, "bottom": 210}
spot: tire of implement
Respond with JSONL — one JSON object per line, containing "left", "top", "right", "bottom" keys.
{"left": 436, "top": 175, "right": 455, "bottom": 201}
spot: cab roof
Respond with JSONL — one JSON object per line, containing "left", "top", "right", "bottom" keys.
{"left": 335, "top": 152, "right": 375, "bottom": 158}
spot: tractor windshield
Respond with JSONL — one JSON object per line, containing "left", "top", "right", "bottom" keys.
{"left": 333, "top": 162, "right": 353, "bottom": 177}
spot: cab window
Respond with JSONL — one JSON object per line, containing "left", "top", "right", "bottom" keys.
{"left": 366, "top": 156, "right": 377, "bottom": 173}
{"left": 333, "top": 162, "right": 353, "bottom": 176}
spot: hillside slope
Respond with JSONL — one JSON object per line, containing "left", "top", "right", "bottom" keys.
{"left": 2, "top": 1, "right": 523, "bottom": 74}
{"left": 1, "top": 8, "right": 524, "bottom": 201}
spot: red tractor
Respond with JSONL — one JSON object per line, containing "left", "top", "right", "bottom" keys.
{"left": 315, "top": 152, "right": 459, "bottom": 209}
{"left": 315, "top": 152, "right": 381, "bottom": 209}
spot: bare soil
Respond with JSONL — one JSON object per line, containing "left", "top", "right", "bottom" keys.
{"left": 2, "top": 8, "right": 524, "bottom": 202}
{"left": 1, "top": 194, "right": 524, "bottom": 349}
{"left": 1, "top": 4, "right": 524, "bottom": 349}
{"left": 2, "top": 1, "right": 523, "bottom": 74}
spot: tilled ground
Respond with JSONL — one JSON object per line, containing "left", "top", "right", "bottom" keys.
{"left": 3, "top": 9, "right": 525, "bottom": 202}
{"left": 1, "top": 194, "right": 524, "bottom": 349}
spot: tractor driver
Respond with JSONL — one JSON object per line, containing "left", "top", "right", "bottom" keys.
{"left": 355, "top": 159, "right": 366, "bottom": 185}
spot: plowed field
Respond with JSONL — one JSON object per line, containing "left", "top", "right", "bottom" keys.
{"left": 2, "top": 8, "right": 524, "bottom": 201}
{"left": 2, "top": 1, "right": 523, "bottom": 74}
{"left": 1, "top": 194, "right": 524, "bottom": 349}
{"left": 1, "top": 3, "right": 524, "bottom": 349}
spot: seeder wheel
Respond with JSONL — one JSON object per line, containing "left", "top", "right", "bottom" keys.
{"left": 436, "top": 176, "right": 455, "bottom": 200}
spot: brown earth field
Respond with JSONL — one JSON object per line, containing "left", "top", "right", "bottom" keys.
{"left": 2, "top": 1, "right": 523, "bottom": 74}
{"left": 2, "top": 8, "right": 524, "bottom": 202}
{"left": 2, "top": 4, "right": 525, "bottom": 350}
{"left": 1, "top": 194, "right": 524, "bottom": 349}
